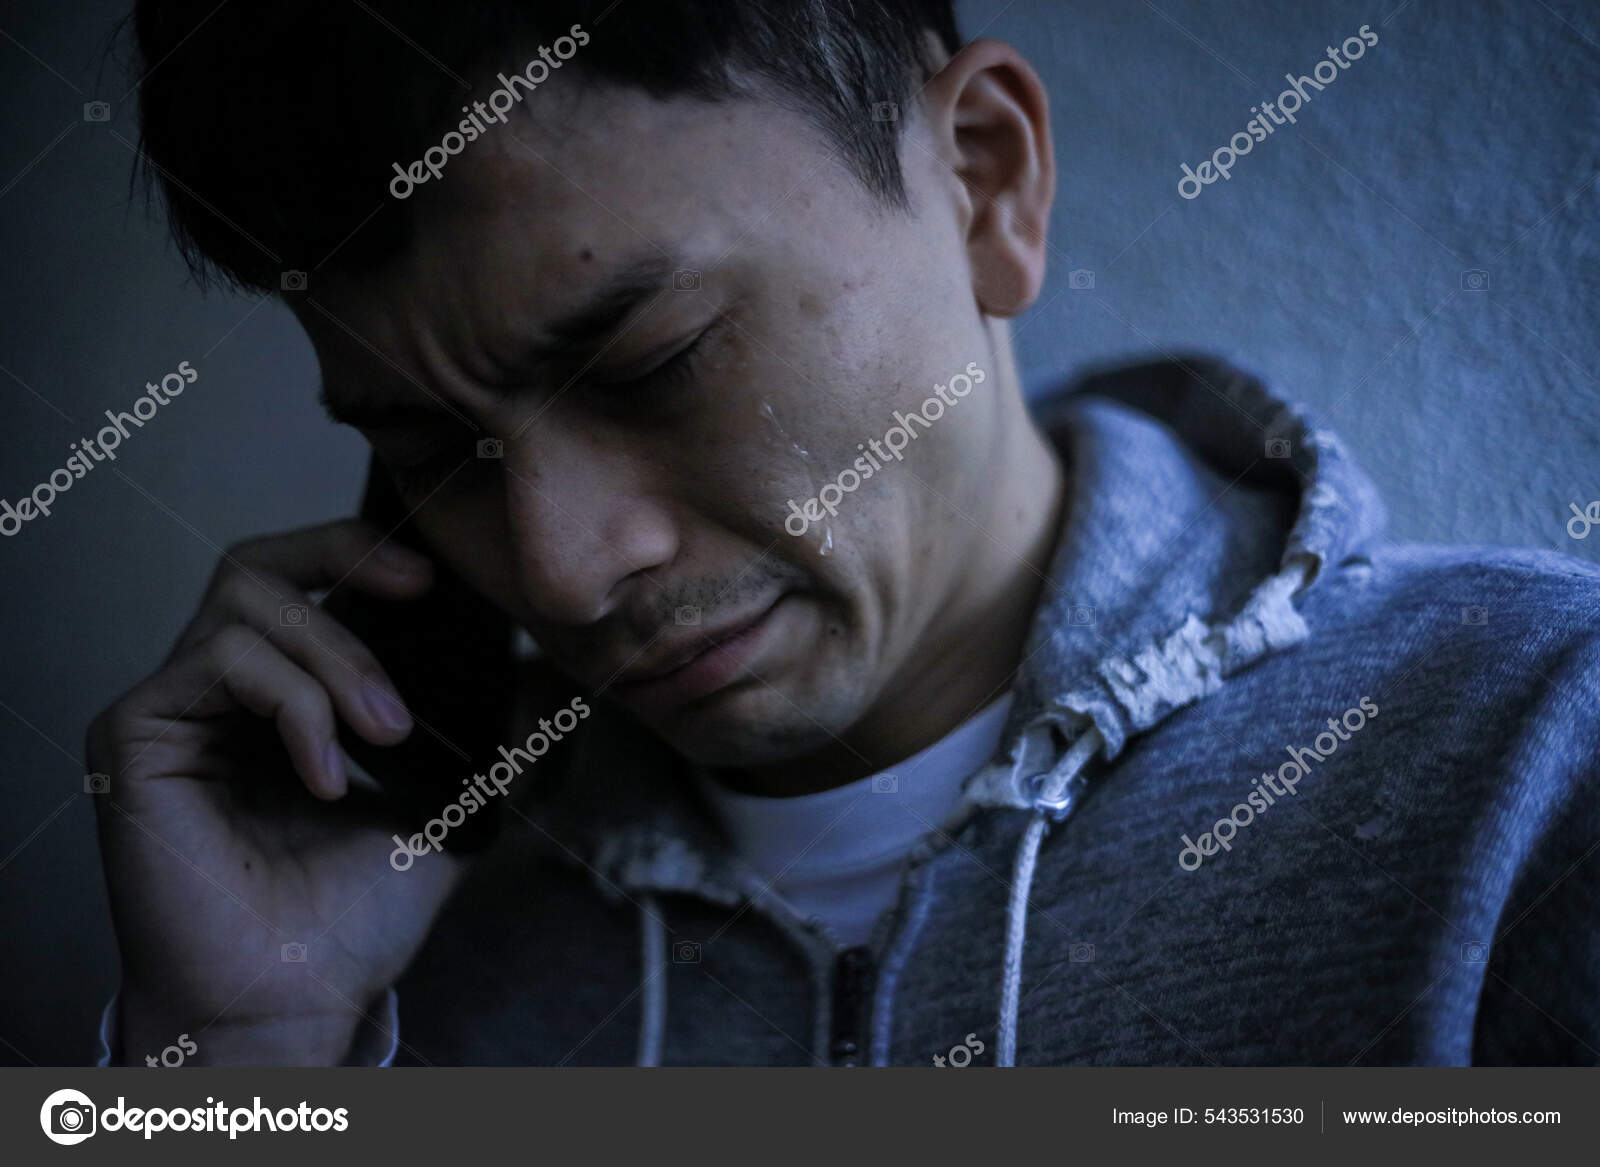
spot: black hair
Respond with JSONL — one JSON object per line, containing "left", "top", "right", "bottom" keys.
{"left": 131, "top": 1, "right": 962, "bottom": 292}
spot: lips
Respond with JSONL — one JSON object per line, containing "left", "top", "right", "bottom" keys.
{"left": 608, "top": 597, "right": 786, "bottom": 713}
{"left": 617, "top": 599, "right": 776, "bottom": 682}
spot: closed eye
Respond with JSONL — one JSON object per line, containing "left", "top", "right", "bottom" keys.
{"left": 587, "top": 321, "right": 715, "bottom": 399}
{"left": 384, "top": 321, "right": 720, "bottom": 492}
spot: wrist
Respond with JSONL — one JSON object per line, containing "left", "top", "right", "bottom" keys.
{"left": 118, "top": 980, "right": 372, "bottom": 1067}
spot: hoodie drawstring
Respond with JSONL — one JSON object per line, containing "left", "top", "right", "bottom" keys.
{"left": 996, "top": 727, "right": 1103, "bottom": 1066}
{"left": 636, "top": 895, "right": 667, "bottom": 1066}
{"left": 633, "top": 726, "right": 1102, "bottom": 1067}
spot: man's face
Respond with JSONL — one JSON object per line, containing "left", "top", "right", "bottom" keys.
{"left": 306, "top": 78, "right": 1008, "bottom": 769}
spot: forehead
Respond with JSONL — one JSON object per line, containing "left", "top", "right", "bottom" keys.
{"left": 421, "top": 82, "right": 849, "bottom": 296}
{"left": 303, "top": 83, "right": 871, "bottom": 387}
{"left": 302, "top": 82, "right": 886, "bottom": 423}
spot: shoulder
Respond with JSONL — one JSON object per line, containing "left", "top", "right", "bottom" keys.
{"left": 1281, "top": 542, "right": 1600, "bottom": 831}
{"left": 1300, "top": 542, "right": 1600, "bottom": 669}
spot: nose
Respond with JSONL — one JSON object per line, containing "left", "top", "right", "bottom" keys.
{"left": 498, "top": 421, "right": 679, "bottom": 626}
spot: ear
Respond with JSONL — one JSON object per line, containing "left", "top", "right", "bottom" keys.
{"left": 918, "top": 39, "right": 1056, "bottom": 318}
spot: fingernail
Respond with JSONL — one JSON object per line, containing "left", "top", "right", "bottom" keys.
{"left": 323, "top": 742, "right": 346, "bottom": 791}
{"left": 363, "top": 679, "right": 412, "bottom": 732}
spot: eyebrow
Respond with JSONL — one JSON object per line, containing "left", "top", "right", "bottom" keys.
{"left": 319, "top": 253, "right": 683, "bottom": 428}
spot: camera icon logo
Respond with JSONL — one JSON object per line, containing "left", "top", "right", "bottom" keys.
{"left": 674, "top": 605, "right": 701, "bottom": 626}
{"left": 40, "top": 1089, "right": 97, "bottom": 1145}
{"left": 1067, "top": 268, "right": 1095, "bottom": 290}
{"left": 82, "top": 101, "right": 111, "bottom": 122}
{"left": 1265, "top": 437, "right": 1292, "bottom": 459}
{"left": 1069, "top": 603, "right": 1096, "bottom": 627}
{"left": 673, "top": 269, "right": 702, "bottom": 291}
{"left": 279, "top": 269, "right": 308, "bottom": 292}
{"left": 477, "top": 438, "right": 503, "bottom": 459}
{"left": 279, "top": 603, "right": 309, "bottom": 627}
{"left": 1462, "top": 605, "right": 1488, "bottom": 626}
{"left": 1460, "top": 269, "right": 1490, "bottom": 292}
{"left": 871, "top": 774, "right": 898, "bottom": 794}
{"left": 672, "top": 939, "right": 701, "bottom": 964}
{"left": 1461, "top": 940, "right": 1489, "bottom": 963}
{"left": 84, "top": 773, "right": 111, "bottom": 794}
{"left": 871, "top": 101, "right": 899, "bottom": 122}
{"left": 281, "top": 942, "right": 308, "bottom": 962}
{"left": 1069, "top": 942, "right": 1096, "bottom": 963}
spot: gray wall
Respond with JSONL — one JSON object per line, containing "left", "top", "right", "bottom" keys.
{"left": 1, "top": 0, "right": 1595, "bottom": 1064}
{"left": 1001, "top": 0, "right": 1600, "bottom": 553}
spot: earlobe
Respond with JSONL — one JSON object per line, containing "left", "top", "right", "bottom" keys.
{"left": 923, "top": 39, "right": 1056, "bottom": 318}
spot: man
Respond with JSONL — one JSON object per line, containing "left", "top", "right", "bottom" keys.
{"left": 90, "top": 1, "right": 1599, "bottom": 1066}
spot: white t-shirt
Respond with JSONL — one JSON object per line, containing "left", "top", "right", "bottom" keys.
{"left": 694, "top": 693, "right": 1014, "bottom": 949}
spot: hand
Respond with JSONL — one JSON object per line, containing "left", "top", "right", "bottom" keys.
{"left": 87, "top": 519, "right": 466, "bottom": 1064}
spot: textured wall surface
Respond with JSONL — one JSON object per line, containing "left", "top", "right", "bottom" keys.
{"left": 983, "top": 0, "right": 1600, "bottom": 554}
{"left": 0, "top": 0, "right": 1595, "bottom": 1064}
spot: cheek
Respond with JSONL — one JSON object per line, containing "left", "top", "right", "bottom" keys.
{"left": 681, "top": 342, "right": 921, "bottom": 591}
{"left": 668, "top": 390, "right": 811, "bottom": 542}
{"left": 676, "top": 292, "right": 900, "bottom": 536}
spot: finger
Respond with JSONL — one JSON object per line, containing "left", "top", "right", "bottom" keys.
{"left": 148, "top": 626, "right": 349, "bottom": 800}
{"left": 223, "top": 517, "right": 433, "bottom": 595}
{"left": 184, "top": 568, "right": 414, "bottom": 746}
{"left": 176, "top": 521, "right": 435, "bottom": 656}
{"left": 176, "top": 520, "right": 433, "bottom": 655}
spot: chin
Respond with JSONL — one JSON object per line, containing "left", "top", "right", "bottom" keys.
{"left": 651, "top": 678, "right": 860, "bottom": 769}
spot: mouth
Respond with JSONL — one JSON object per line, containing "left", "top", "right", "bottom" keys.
{"left": 609, "top": 596, "right": 787, "bottom": 714}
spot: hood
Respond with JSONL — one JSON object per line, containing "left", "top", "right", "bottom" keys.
{"left": 965, "top": 353, "right": 1387, "bottom": 812}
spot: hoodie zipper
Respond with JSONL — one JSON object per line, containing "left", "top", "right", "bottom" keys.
{"left": 829, "top": 945, "right": 875, "bottom": 1066}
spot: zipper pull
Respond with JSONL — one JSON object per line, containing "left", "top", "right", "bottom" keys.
{"left": 829, "top": 945, "right": 874, "bottom": 1066}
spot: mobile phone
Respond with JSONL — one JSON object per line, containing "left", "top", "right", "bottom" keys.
{"left": 321, "top": 455, "right": 513, "bottom": 853}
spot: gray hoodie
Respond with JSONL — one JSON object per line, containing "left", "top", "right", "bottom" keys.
{"left": 392, "top": 356, "right": 1600, "bottom": 1066}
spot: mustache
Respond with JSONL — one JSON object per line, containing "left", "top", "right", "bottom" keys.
{"left": 626, "top": 566, "right": 798, "bottom": 635}
{"left": 533, "top": 560, "right": 805, "bottom": 658}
